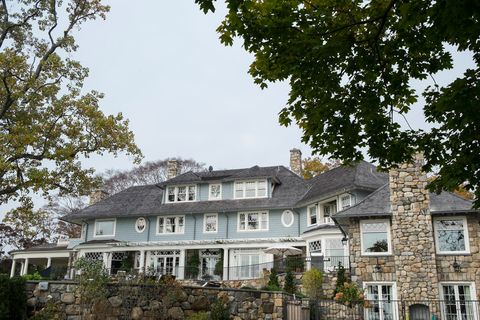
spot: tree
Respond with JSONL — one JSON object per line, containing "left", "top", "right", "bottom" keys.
{"left": 43, "top": 195, "right": 87, "bottom": 238}
{"left": 0, "top": 0, "right": 142, "bottom": 209}
{"left": 0, "top": 223, "right": 16, "bottom": 257}
{"left": 283, "top": 269, "right": 296, "bottom": 294}
{"left": 302, "top": 157, "right": 341, "bottom": 180}
{"left": 101, "top": 158, "right": 205, "bottom": 195}
{"left": 195, "top": 0, "right": 480, "bottom": 206}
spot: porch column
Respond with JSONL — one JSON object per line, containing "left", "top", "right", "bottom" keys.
{"left": 178, "top": 249, "right": 185, "bottom": 280}
{"left": 47, "top": 257, "right": 52, "bottom": 268}
{"left": 103, "top": 252, "right": 111, "bottom": 274}
{"left": 306, "top": 243, "right": 312, "bottom": 271}
{"left": 23, "top": 258, "right": 29, "bottom": 276}
{"left": 139, "top": 250, "right": 145, "bottom": 274}
{"left": 10, "top": 259, "right": 16, "bottom": 278}
{"left": 222, "top": 248, "right": 229, "bottom": 280}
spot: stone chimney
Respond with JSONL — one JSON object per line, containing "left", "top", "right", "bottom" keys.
{"left": 89, "top": 189, "right": 109, "bottom": 205}
{"left": 389, "top": 153, "right": 438, "bottom": 301}
{"left": 167, "top": 159, "right": 179, "bottom": 180}
{"left": 289, "top": 148, "right": 303, "bottom": 176}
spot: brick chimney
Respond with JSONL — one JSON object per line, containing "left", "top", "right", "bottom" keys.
{"left": 289, "top": 148, "right": 303, "bottom": 176}
{"left": 89, "top": 189, "right": 109, "bottom": 205}
{"left": 167, "top": 159, "right": 179, "bottom": 180}
{"left": 389, "top": 153, "right": 438, "bottom": 301}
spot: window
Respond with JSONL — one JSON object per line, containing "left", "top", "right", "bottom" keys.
{"left": 440, "top": 283, "right": 476, "bottom": 320}
{"left": 94, "top": 219, "right": 116, "bottom": 237}
{"left": 364, "top": 283, "right": 396, "bottom": 320}
{"left": 360, "top": 220, "right": 392, "bottom": 255}
{"left": 157, "top": 215, "right": 185, "bottom": 234}
{"left": 166, "top": 185, "right": 196, "bottom": 203}
{"left": 81, "top": 223, "right": 87, "bottom": 239}
{"left": 434, "top": 217, "right": 470, "bottom": 254}
{"left": 234, "top": 180, "right": 268, "bottom": 199}
{"left": 322, "top": 201, "right": 337, "bottom": 224}
{"left": 308, "top": 205, "right": 318, "bottom": 226}
{"left": 209, "top": 184, "right": 222, "bottom": 200}
{"left": 204, "top": 213, "right": 218, "bottom": 233}
{"left": 238, "top": 211, "right": 268, "bottom": 231}
{"left": 340, "top": 194, "right": 351, "bottom": 210}
{"left": 135, "top": 217, "right": 146, "bottom": 233}
{"left": 281, "top": 210, "right": 295, "bottom": 227}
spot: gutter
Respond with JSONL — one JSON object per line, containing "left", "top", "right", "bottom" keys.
{"left": 331, "top": 215, "right": 348, "bottom": 240}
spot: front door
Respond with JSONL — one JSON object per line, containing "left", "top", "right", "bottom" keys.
{"left": 150, "top": 250, "right": 180, "bottom": 277}
{"left": 200, "top": 249, "right": 220, "bottom": 280}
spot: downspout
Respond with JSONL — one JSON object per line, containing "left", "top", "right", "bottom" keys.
{"left": 331, "top": 216, "right": 348, "bottom": 240}
{"left": 82, "top": 220, "right": 89, "bottom": 242}
{"left": 225, "top": 212, "right": 229, "bottom": 239}
{"left": 193, "top": 215, "right": 197, "bottom": 240}
{"left": 146, "top": 217, "right": 151, "bottom": 242}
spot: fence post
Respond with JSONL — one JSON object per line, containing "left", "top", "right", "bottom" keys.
{"left": 401, "top": 300, "right": 406, "bottom": 320}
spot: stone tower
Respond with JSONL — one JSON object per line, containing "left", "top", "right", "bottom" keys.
{"left": 389, "top": 153, "right": 439, "bottom": 300}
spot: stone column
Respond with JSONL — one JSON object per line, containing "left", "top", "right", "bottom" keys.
{"left": 222, "top": 248, "right": 229, "bottom": 280}
{"left": 23, "top": 258, "right": 29, "bottom": 276}
{"left": 389, "top": 153, "right": 439, "bottom": 301}
{"left": 139, "top": 250, "right": 145, "bottom": 274}
{"left": 178, "top": 249, "right": 185, "bottom": 280}
{"left": 10, "top": 259, "right": 16, "bottom": 278}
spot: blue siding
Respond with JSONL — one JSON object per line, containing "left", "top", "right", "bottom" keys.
{"left": 198, "top": 184, "right": 209, "bottom": 201}
{"left": 222, "top": 182, "right": 233, "bottom": 199}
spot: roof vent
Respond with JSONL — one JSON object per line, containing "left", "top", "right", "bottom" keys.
{"left": 209, "top": 165, "right": 213, "bottom": 172}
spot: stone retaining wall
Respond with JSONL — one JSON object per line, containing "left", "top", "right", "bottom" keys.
{"left": 26, "top": 281, "right": 290, "bottom": 320}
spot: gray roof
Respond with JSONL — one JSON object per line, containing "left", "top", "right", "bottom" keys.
{"left": 63, "top": 166, "right": 309, "bottom": 222}
{"left": 335, "top": 184, "right": 475, "bottom": 219}
{"left": 298, "top": 161, "right": 388, "bottom": 205}
{"left": 9, "top": 243, "right": 68, "bottom": 254}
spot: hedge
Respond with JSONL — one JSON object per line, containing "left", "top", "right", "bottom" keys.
{"left": 0, "top": 274, "right": 26, "bottom": 320}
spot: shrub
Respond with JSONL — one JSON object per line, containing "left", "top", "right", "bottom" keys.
{"left": 22, "top": 271, "right": 43, "bottom": 280}
{"left": 286, "top": 255, "right": 304, "bottom": 271}
{"left": 268, "top": 268, "right": 280, "bottom": 287}
{"left": 334, "top": 282, "right": 365, "bottom": 308}
{"left": 186, "top": 252, "right": 200, "bottom": 278}
{"left": 283, "top": 269, "right": 296, "bottom": 294}
{"left": 210, "top": 299, "right": 229, "bottom": 320}
{"left": 74, "top": 257, "right": 109, "bottom": 305}
{"left": 214, "top": 250, "right": 224, "bottom": 277}
{"left": 0, "top": 274, "right": 26, "bottom": 320}
{"left": 333, "top": 263, "right": 348, "bottom": 298}
{"left": 302, "top": 268, "right": 323, "bottom": 300}
{"left": 186, "top": 311, "right": 209, "bottom": 320}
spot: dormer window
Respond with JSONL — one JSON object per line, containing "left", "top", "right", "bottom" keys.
{"left": 234, "top": 180, "right": 267, "bottom": 199}
{"left": 166, "top": 185, "right": 196, "bottom": 203}
{"left": 209, "top": 183, "right": 222, "bottom": 200}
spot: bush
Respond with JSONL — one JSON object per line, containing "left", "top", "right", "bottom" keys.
{"left": 186, "top": 312, "right": 209, "bottom": 320}
{"left": 286, "top": 255, "right": 304, "bottom": 271}
{"left": 22, "top": 271, "right": 43, "bottom": 280}
{"left": 214, "top": 250, "right": 224, "bottom": 277}
{"left": 333, "top": 263, "right": 348, "bottom": 298}
{"left": 283, "top": 269, "right": 296, "bottom": 294}
{"left": 0, "top": 274, "right": 26, "bottom": 320}
{"left": 186, "top": 252, "right": 200, "bottom": 278}
{"left": 334, "top": 282, "right": 365, "bottom": 308}
{"left": 210, "top": 299, "right": 229, "bottom": 320}
{"left": 268, "top": 268, "right": 280, "bottom": 287}
{"left": 74, "top": 257, "right": 109, "bottom": 305}
{"left": 302, "top": 268, "right": 323, "bottom": 300}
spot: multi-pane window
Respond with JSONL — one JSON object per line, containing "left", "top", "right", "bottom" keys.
{"left": 361, "top": 220, "right": 391, "bottom": 255}
{"left": 234, "top": 180, "right": 268, "bottom": 199}
{"left": 340, "top": 195, "right": 351, "bottom": 210}
{"left": 322, "top": 201, "right": 337, "bottom": 223}
{"left": 204, "top": 213, "right": 218, "bottom": 233}
{"left": 434, "top": 217, "right": 469, "bottom": 254}
{"left": 238, "top": 211, "right": 268, "bottom": 231}
{"left": 94, "top": 219, "right": 116, "bottom": 237}
{"left": 308, "top": 205, "right": 318, "bottom": 226}
{"left": 166, "top": 185, "right": 196, "bottom": 203}
{"left": 157, "top": 215, "right": 185, "bottom": 234}
{"left": 364, "top": 283, "right": 396, "bottom": 320}
{"left": 441, "top": 283, "right": 475, "bottom": 320}
{"left": 209, "top": 184, "right": 222, "bottom": 200}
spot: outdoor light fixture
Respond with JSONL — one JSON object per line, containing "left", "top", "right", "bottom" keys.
{"left": 341, "top": 237, "right": 348, "bottom": 246}
{"left": 452, "top": 257, "right": 461, "bottom": 272}
{"left": 374, "top": 258, "right": 382, "bottom": 273}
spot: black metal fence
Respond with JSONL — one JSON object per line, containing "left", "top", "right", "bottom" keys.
{"left": 310, "top": 299, "right": 480, "bottom": 320}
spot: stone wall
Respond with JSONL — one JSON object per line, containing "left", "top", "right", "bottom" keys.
{"left": 26, "top": 281, "right": 289, "bottom": 320}
{"left": 389, "top": 153, "right": 439, "bottom": 301}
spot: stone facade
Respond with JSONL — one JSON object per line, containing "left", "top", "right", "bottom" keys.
{"left": 389, "top": 153, "right": 439, "bottom": 301}
{"left": 289, "top": 149, "right": 302, "bottom": 176}
{"left": 26, "top": 281, "right": 289, "bottom": 320}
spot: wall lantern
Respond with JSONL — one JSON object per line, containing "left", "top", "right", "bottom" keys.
{"left": 341, "top": 237, "right": 348, "bottom": 246}
{"left": 452, "top": 257, "right": 461, "bottom": 273}
{"left": 374, "top": 258, "right": 382, "bottom": 273}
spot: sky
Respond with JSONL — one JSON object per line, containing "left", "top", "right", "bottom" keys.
{"left": 0, "top": 1, "right": 475, "bottom": 218}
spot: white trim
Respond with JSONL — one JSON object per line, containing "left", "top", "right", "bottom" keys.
{"left": 360, "top": 219, "right": 392, "bottom": 256}
{"left": 233, "top": 179, "right": 268, "bottom": 199}
{"left": 165, "top": 185, "right": 197, "bottom": 203}
{"left": 363, "top": 281, "right": 398, "bottom": 320}
{"left": 93, "top": 218, "right": 116, "bottom": 238}
{"left": 281, "top": 210, "right": 295, "bottom": 228}
{"left": 237, "top": 211, "right": 269, "bottom": 232}
{"left": 156, "top": 215, "right": 186, "bottom": 235}
{"left": 135, "top": 217, "right": 147, "bottom": 233}
{"left": 339, "top": 193, "right": 352, "bottom": 211}
{"left": 11, "top": 251, "right": 71, "bottom": 259}
{"left": 203, "top": 213, "right": 218, "bottom": 233}
{"left": 438, "top": 281, "right": 478, "bottom": 320}
{"left": 307, "top": 204, "right": 318, "bottom": 227}
{"left": 208, "top": 183, "right": 222, "bottom": 201}
{"left": 433, "top": 216, "right": 470, "bottom": 255}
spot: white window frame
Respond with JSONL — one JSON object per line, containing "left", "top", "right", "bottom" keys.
{"left": 93, "top": 218, "right": 116, "bottom": 238}
{"left": 237, "top": 211, "right": 269, "bottom": 232}
{"left": 307, "top": 204, "right": 318, "bottom": 227}
{"left": 320, "top": 200, "right": 337, "bottom": 224}
{"left": 363, "top": 282, "right": 398, "bottom": 320}
{"left": 165, "top": 185, "right": 197, "bottom": 203}
{"left": 81, "top": 223, "right": 87, "bottom": 239}
{"left": 340, "top": 194, "right": 352, "bottom": 210}
{"left": 360, "top": 219, "right": 392, "bottom": 256}
{"left": 281, "top": 210, "right": 295, "bottom": 228}
{"left": 233, "top": 180, "right": 268, "bottom": 199}
{"left": 439, "top": 282, "right": 478, "bottom": 320}
{"left": 208, "top": 183, "right": 222, "bottom": 200}
{"left": 156, "top": 215, "right": 185, "bottom": 235}
{"left": 434, "top": 216, "right": 470, "bottom": 255}
{"left": 135, "top": 217, "right": 146, "bottom": 233}
{"left": 203, "top": 213, "right": 218, "bottom": 233}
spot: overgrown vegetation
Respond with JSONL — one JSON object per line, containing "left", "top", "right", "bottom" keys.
{"left": 186, "top": 312, "right": 209, "bottom": 320}
{"left": 302, "top": 268, "right": 323, "bottom": 300}
{"left": 334, "top": 282, "right": 366, "bottom": 308}
{"left": 0, "top": 275, "right": 26, "bottom": 320}
{"left": 209, "top": 299, "right": 229, "bottom": 320}
{"left": 74, "top": 258, "right": 109, "bottom": 306}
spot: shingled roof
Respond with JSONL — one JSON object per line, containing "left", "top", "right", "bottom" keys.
{"left": 298, "top": 161, "right": 388, "bottom": 205}
{"left": 334, "top": 184, "right": 475, "bottom": 219}
{"left": 63, "top": 165, "right": 309, "bottom": 223}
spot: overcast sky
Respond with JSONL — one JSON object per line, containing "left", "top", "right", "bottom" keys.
{"left": 0, "top": 1, "right": 474, "bottom": 218}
